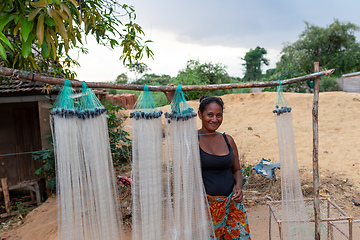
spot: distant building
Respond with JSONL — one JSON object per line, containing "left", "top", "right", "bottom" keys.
{"left": 338, "top": 72, "right": 360, "bottom": 92}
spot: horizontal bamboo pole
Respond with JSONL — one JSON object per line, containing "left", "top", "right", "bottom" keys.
{"left": 0, "top": 66, "right": 335, "bottom": 91}
{"left": 277, "top": 217, "right": 353, "bottom": 223}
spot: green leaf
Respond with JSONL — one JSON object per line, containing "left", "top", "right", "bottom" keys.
{"left": 41, "top": 37, "right": 49, "bottom": 57}
{"left": 42, "top": 151, "right": 51, "bottom": 159}
{"left": 21, "top": 17, "right": 32, "bottom": 42}
{"left": 35, "top": 168, "right": 43, "bottom": 177}
{"left": 0, "top": 32, "right": 14, "bottom": 50}
{"left": 0, "top": 43, "right": 7, "bottom": 60}
{"left": 48, "top": 178, "right": 56, "bottom": 189}
{"left": 0, "top": 14, "right": 15, "bottom": 31}
{"left": 44, "top": 17, "right": 56, "bottom": 26}
{"left": 22, "top": 34, "right": 35, "bottom": 58}
{"left": 14, "top": 16, "right": 21, "bottom": 24}
{"left": 44, "top": 163, "right": 51, "bottom": 171}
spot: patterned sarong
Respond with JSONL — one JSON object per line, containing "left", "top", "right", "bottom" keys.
{"left": 207, "top": 193, "right": 251, "bottom": 240}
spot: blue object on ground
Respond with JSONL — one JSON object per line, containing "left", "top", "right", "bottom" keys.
{"left": 253, "top": 158, "right": 280, "bottom": 180}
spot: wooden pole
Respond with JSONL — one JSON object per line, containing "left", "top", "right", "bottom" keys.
{"left": 313, "top": 62, "right": 321, "bottom": 240}
{"left": 0, "top": 66, "right": 335, "bottom": 91}
{"left": 1, "top": 178, "right": 11, "bottom": 217}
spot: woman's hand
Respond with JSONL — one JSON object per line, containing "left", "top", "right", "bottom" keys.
{"left": 231, "top": 185, "right": 243, "bottom": 203}
{"left": 162, "top": 84, "right": 175, "bottom": 102}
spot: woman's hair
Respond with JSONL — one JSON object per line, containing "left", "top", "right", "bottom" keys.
{"left": 198, "top": 96, "right": 224, "bottom": 113}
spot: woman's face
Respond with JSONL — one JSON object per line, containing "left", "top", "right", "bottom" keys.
{"left": 198, "top": 102, "right": 223, "bottom": 132}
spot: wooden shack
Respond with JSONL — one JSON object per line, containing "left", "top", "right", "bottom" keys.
{"left": 0, "top": 79, "right": 58, "bottom": 186}
{"left": 0, "top": 79, "right": 60, "bottom": 216}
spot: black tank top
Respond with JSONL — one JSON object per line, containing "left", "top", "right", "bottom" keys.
{"left": 200, "top": 133, "right": 235, "bottom": 196}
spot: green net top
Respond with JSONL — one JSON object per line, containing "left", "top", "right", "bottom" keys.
{"left": 79, "top": 81, "right": 104, "bottom": 110}
{"left": 164, "top": 85, "right": 197, "bottom": 123}
{"left": 51, "top": 80, "right": 106, "bottom": 119}
{"left": 130, "top": 84, "right": 163, "bottom": 120}
{"left": 77, "top": 81, "right": 107, "bottom": 119}
{"left": 273, "top": 81, "right": 292, "bottom": 115}
{"left": 50, "top": 79, "right": 76, "bottom": 117}
{"left": 52, "top": 79, "right": 75, "bottom": 110}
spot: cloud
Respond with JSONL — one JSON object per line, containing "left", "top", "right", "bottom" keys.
{"left": 133, "top": 0, "right": 360, "bottom": 49}
{"left": 72, "top": 0, "right": 360, "bottom": 82}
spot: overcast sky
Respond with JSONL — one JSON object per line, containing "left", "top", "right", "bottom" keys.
{"left": 71, "top": 0, "right": 360, "bottom": 82}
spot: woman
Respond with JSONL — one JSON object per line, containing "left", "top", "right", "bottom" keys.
{"left": 197, "top": 96, "right": 251, "bottom": 240}
{"left": 164, "top": 91, "right": 251, "bottom": 240}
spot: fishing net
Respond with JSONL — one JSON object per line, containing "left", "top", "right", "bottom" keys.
{"left": 130, "top": 84, "right": 165, "bottom": 240}
{"left": 164, "top": 85, "right": 214, "bottom": 239}
{"left": 273, "top": 82, "right": 313, "bottom": 239}
{"left": 51, "top": 80, "right": 123, "bottom": 240}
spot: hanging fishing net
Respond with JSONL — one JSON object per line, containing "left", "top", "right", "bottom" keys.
{"left": 51, "top": 80, "right": 123, "bottom": 240}
{"left": 273, "top": 82, "right": 313, "bottom": 239}
{"left": 130, "top": 84, "right": 165, "bottom": 240}
{"left": 164, "top": 85, "right": 214, "bottom": 239}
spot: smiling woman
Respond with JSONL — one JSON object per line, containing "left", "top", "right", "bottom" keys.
{"left": 197, "top": 96, "right": 251, "bottom": 240}
{"left": 163, "top": 87, "right": 251, "bottom": 239}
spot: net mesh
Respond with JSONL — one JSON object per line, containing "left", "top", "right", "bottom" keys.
{"left": 52, "top": 79, "right": 74, "bottom": 111}
{"left": 130, "top": 85, "right": 165, "bottom": 240}
{"left": 164, "top": 85, "right": 214, "bottom": 239}
{"left": 274, "top": 82, "right": 313, "bottom": 239}
{"left": 51, "top": 80, "right": 123, "bottom": 240}
{"left": 79, "top": 81, "right": 104, "bottom": 110}
{"left": 134, "top": 84, "right": 158, "bottom": 111}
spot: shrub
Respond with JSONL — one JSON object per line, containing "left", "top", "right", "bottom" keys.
{"left": 319, "top": 76, "right": 341, "bottom": 92}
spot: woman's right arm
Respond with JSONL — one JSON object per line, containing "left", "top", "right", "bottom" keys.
{"left": 162, "top": 84, "right": 175, "bottom": 102}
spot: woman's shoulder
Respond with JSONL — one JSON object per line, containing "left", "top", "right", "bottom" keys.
{"left": 223, "top": 133, "right": 237, "bottom": 146}
{"left": 222, "top": 132, "right": 233, "bottom": 140}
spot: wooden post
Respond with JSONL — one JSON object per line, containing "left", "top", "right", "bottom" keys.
{"left": 313, "top": 62, "right": 321, "bottom": 240}
{"left": 327, "top": 199, "right": 331, "bottom": 239}
{"left": 1, "top": 178, "right": 11, "bottom": 217}
{"left": 34, "top": 181, "right": 41, "bottom": 206}
{"left": 269, "top": 206, "right": 272, "bottom": 240}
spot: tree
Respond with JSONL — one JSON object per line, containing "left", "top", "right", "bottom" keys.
{"left": 125, "top": 62, "right": 150, "bottom": 80}
{"left": 125, "top": 62, "right": 150, "bottom": 74}
{"left": 115, "top": 73, "right": 128, "bottom": 84}
{"left": 134, "top": 73, "right": 172, "bottom": 86}
{"left": 277, "top": 20, "right": 360, "bottom": 76}
{"left": 174, "top": 60, "right": 231, "bottom": 100}
{"left": 241, "top": 46, "right": 269, "bottom": 81}
{"left": 0, "top": 0, "right": 153, "bottom": 79}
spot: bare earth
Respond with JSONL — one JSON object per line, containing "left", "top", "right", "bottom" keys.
{"left": 1, "top": 92, "right": 360, "bottom": 240}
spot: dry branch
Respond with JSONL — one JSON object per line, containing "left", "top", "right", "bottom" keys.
{"left": 0, "top": 66, "right": 335, "bottom": 91}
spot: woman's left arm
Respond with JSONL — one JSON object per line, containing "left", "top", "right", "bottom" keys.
{"left": 227, "top": 135, "right": 244, "bottom": 203}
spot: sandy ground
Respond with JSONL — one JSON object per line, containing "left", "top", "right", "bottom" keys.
{"left": 0, "top": 196, "right": 270, "bottom": 240}
{"left": 1, "top": 91, "right": 360, "bottom": 240}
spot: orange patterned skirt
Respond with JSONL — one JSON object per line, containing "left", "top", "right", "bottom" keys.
{"left": 207, "top": 194, "right": 251, "bottom": 240}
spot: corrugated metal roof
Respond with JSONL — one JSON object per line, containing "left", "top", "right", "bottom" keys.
{"left": 342, "top": 72, "right": 360, "bottom": 78}
{"left": 0, "top": 79, "right": 45, "bottom": 93}
{"left": 0, "top": 79, "right": 107, "bottom": 95}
